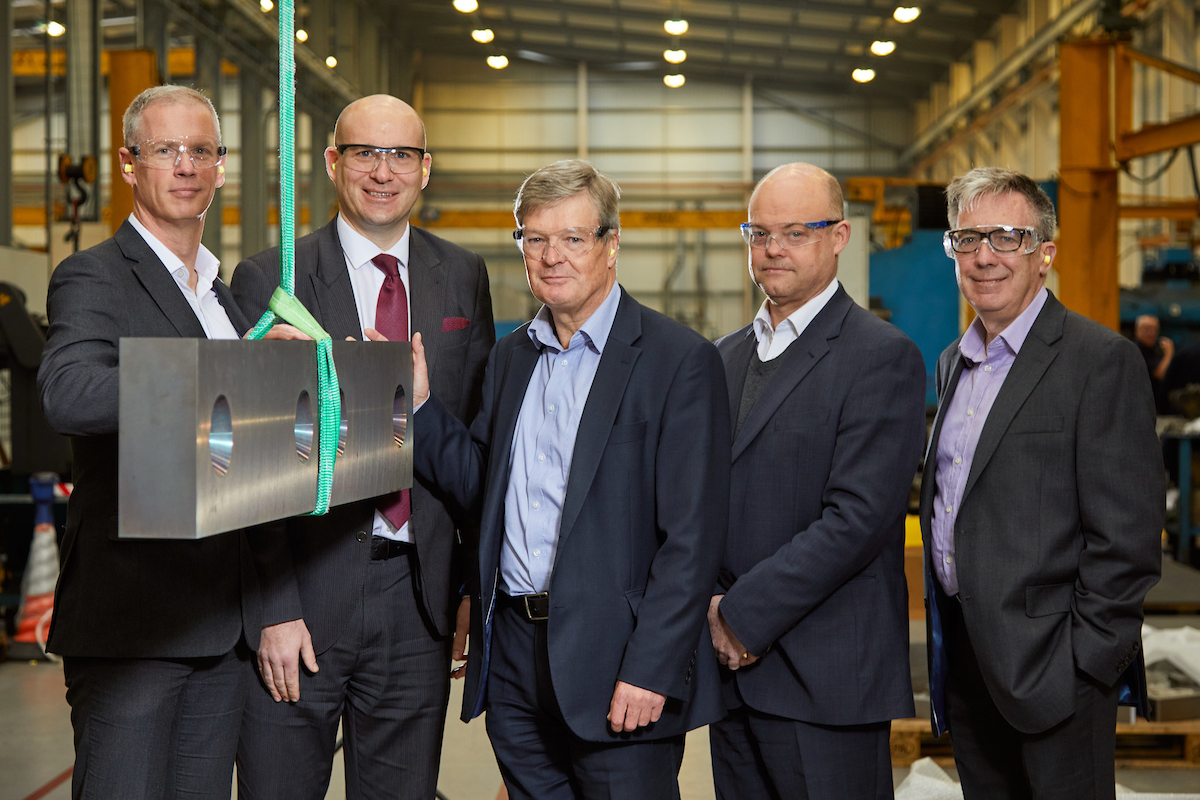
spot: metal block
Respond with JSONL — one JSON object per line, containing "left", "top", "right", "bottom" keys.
{"left": 118, "top": 338, "right": 411, "bottom": 539}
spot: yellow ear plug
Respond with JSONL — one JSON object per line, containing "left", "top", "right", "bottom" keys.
{"left": 422, "top": 168, "right": 428, "bottom": 175}
{"left": 217, "top": 165, "right": 225, "bottom": 175}
{"left": 609, "top": 249, "right": 616, "bottom": 256}
{"left": 1043, "top": 255, "right": 1051, "bottom": 264}
{"left": 123, "top": 164, "right": 133, "bottom": 173}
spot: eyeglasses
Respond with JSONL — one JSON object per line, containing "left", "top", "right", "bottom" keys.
{"left": 740, "top": 220, "right": 841, "bottom": 251}
{"left": 129, "top": 137, "right": 227, "bottom": 170}
{"left": 943, "top": 226, "right": 1040, "bottom": 258}
{"left": 335, "top": 144, "right": 426, "bottom": 174}
{"left": 513, "top": 226, "right": 610, "bottom": 259}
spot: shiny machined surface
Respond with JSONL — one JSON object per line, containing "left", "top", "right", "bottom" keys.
{"left": 118, "top": 338, "right": 412, "bottom": 540}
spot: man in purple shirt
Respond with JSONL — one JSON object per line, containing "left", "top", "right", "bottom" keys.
{"left": 919, "top": 167, "right": 1163, "bottom": 799}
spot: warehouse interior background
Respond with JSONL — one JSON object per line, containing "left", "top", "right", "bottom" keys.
{"left": 3, "top": 0, "right": 1200, "bottom": 797}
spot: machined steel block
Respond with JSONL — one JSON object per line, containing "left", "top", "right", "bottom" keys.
{"left": 118, "top": 338, "right": 412, "bottom": 539}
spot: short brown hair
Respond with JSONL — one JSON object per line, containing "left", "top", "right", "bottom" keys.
{"left": 946, "top": 167, "right": 1056, "bottom": 242}
{"left": 514, "top": 160, "right": 620, "bottom": 236}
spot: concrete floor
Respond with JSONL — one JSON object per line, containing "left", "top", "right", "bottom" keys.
{"left": 2, "top": 645, "right": 1197, "bottom": 800}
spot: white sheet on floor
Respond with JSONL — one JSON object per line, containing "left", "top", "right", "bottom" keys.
{"left": 894, "top": 758, "right": 1200, "bottom": 799}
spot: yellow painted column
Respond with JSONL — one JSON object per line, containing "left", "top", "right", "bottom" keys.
{"left": 1057, "top": 39, "right": 1120, "bottom": 330}
{"left": 106, "top": 50, "right": 158, "bottom": 236}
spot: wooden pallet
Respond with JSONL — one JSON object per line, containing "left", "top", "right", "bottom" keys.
{"left": 890, "top": 717, "right": 1200, "bottom": 769}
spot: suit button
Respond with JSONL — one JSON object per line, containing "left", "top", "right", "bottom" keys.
{"left": 356, "top": 531, "right": 368, "bottom": 542}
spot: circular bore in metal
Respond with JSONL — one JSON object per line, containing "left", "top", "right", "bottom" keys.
{"left": 392, "top": 386, "right": 408, "bottom": 447}
{"left": 294, "top": 391, "right": 313, "bottom": 462}
{"left": 337, "top": 390, "right": 348, "bottom": 457}
{"left": 210, "top": 395, "right": 233, "bottom": 476}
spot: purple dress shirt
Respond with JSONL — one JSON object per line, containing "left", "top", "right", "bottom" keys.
{"left": 931, "top": 288, "right": 1048, "bottom": 596}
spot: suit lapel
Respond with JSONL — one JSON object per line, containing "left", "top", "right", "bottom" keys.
{"left": 116, "top": 222, "right": 207, "bottom": 338}
{"left": 213, "top": 278, "right": 250, "bottom": 335}
{"left": 961, "top": 296, "right": 1064, "bottom": 503}
{"left": 408, "top": 228, "right": 444, "bottom": 375}
{"left": 556, "top": 290, "right": 642, "bottom": 547}
{"left": 310, "top": 221, "right": 363, "bottom": 340}
{"left": 730, "top": 289, "right": 852, "bottom": 462}
{"left": 722, "top": 327, "right": 755, "bottom": 421}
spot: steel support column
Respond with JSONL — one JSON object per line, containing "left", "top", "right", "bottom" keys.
{"left": 138, "top": 0, "right": 170, "bottom": 84}
{"left": 1058, "top": 39, "right": 1119, "bottom": 329}
{"left": 195, "top": 35, "right": 224, "bottom": 262}
{"left": 0, "top": 0, "right": 13, "bottom": 246}
{"left": 107, "top": 51, "right": 159, "bottom": 234}
{"left": 240, "top": 73, "right": 268, "bottom": 257}
{"left": 309, "top": 111, "right": 334, "bottom": 229}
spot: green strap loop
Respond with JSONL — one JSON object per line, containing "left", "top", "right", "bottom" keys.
{"left": 246, "top": 0, "right": 340, "bottom": 516}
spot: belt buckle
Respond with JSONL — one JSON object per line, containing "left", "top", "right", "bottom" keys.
{"left": 523, "top": 593, "right": 549, "bottom": 621}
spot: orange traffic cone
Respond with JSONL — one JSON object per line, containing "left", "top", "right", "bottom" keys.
{"left": 10, "top": 473, "right": 63, "bottom": 661}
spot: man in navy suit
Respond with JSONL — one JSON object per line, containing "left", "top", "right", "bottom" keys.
{"left": 232, "top": 95, "right": 494, "bottom": 800}
{"left": 708, "top": 163, "right": 927, "bottom": 799}
{"left": 39, "top": 85, "right": 260, "bottom": 800}
{"left": 919, "top": 167, "right": 1162, "bottom": 799}
{"left": 410, "top": 159, "right": 730, "bottom": 799}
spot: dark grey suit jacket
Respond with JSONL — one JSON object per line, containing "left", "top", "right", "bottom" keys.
{"left": 919, "top": 291, "right": 1163, "bottom": 735}
{"left": 715, "top": 287, "right": 927, "bottom": 725}
{"left": 415, "top": 288, "right": 730, "bottom": 741}
{"left": 231, "top": 219, "right": 494, "bottom": 649}
{"left": 38, "top": 220, "right": 261, "bottom": 658}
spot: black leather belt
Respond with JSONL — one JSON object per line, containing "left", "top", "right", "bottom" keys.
{"left": 370, "top": 536, "right": 414, "bottom": 561}
{"left": 498, "top": 591, "right": 550, "bottom": 621}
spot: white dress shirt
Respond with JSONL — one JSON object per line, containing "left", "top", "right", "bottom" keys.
{"left": 127, "top": 214, "right": 239, "bottom": 340}
{"left": 336, "top": 214, "right": 414, "bottom": 542}
{"left": 752, "top": 278, "right": 840, "bottom": 360}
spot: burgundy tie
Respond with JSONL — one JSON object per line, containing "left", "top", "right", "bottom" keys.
{"left": 371, "top": 253, "right": 411, "bottom": 530}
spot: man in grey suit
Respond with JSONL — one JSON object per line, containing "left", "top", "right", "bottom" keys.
{"left": 920, "top": 167, "right": 1163, "bottom": 799}
{"left": 38, "top": 85, "right": 260, "bottom": 799}
{"left": 708, "top": 163, "right": 927, "bottom": 799}
{"left": 231, "top": 94, "right": 494, "bottom": 800}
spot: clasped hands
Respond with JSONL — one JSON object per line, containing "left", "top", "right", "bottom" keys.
{"left": 709, "top": 594, "right": 758, "bottom": 670}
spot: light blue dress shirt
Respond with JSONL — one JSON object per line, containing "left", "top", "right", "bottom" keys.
{"left": 500, "top": 281, "right": 622, "bottom": 595}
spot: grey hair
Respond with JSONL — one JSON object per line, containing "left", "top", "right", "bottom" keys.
{"left": 945, "top": 167, "right": 1056, "bottom": 242}
{"left": 122, "top": 85, "right": 221, "bottom": 146}
{"left": 514, "top": 160, "right": 620, "bottom": 236}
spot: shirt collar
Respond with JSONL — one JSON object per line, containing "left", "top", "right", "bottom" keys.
{"left": 337, "top": 213, "right": 411, "bottom": 272}
{"left": 528, "top": 281, "right": 622, "bottom": 354}
{"left": 127, "top": 213, "right": 220, "bottom": 294}
{"left": 959, "top": 286, "right": 1048, "bottom": 364}
{"left": 752, "top": 278, "right": 840, "bottom": 346}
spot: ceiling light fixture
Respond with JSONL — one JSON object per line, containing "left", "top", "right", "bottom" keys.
{"left": 663, "top": 49, "right": 686, "bottom": 64}
{"left": 46, "top": 20, "right": 66, "bottom": 36}
{"left": 664, "top": 19, "right": 688, "bottom": 35}
{"left": 893, "top": 6, "right": 920, "bottom": 22}
{"left": 472, "top": 28, "right": 495, "bottom": 43}
{"left": 325, "top": 55, "right": 338, "bottom": 68}
{"left": 259, "top": 0, "right": 273, "bottom": 12}
{"left": 852, "top": 68, "right": 876, "bottom": 83}
{"left": 663, "top": 74, "right": 685, "bottom": 88}
{"left": 454, "top": 0, "right": 479, "bottom": 12}
{"left": 870, "top": 40, "right": 895, "bottom": 56}
{"left": 487, "top": 55, "right": 509, "bottom": 69}
{"left": 295, "top": 28, "right": 309, "bottom": 42}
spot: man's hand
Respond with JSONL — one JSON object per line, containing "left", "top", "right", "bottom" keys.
{"left": 257, "top": 618, "right": 318, "bottom": 702}
{"left": 452, "top": 595, "right": 470, "bottom": 679}
{"left": 362, "top": 328, "right": 390, "bottom": 342}
{"left": 708, "top": 595, "right": 758, "bottom": 671}
{"left": 412, "top": 332, "right": 429, "bottom": 407}
{"left": 1161, "top": 336, "right": 1175, "bottom": 360}
{"left": 253, "top": 323, "right": 312, "bottom": 341}
{"left": 607, "top": 681, "right": 666, "bottom": 733}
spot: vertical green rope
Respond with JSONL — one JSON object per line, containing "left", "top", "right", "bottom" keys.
{"left": 247, "top": 0, "right": 340, "bottom": 516}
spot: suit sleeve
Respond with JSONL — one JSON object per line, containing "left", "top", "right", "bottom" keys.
{"left": 719, "top": 335, "right": 927, "bottom": 656}
{"left": 229, "top": 255, "right": 304, "bottom": 629}
{"left": 1072, "top": 336, "right": 1163, "bottom": 686}
{"left": 616, "top": 339, "right": 731, "bottom": 700}
{"left": 38, "top": 251, "right": 122, "bottom": 436}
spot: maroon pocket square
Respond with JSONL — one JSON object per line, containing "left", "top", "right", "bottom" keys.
{"left": 442, "top": 317, "right": 470, "bottom": 332}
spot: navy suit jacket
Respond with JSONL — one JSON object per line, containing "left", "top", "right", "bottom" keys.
{"left": 920, "top": 292, "right": 1162, "bottom": 736}
{"left": 231, "top": 219, "right": 494, "bottom": 647}
{"left": 715, "top": 287, "right": 926, "bottom": 725}
{"left": 38, "top": 220, "right": 261, "bottom": 658}
{"left": 414, "top": 287, "right": 730, "bottom": 742}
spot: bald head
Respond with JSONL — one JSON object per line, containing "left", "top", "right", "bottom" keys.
{"left": 750, "top": 163, "right": 844, "bottom": 222}
{"left": 334, "top": 94, "right": 426, "bottom": 149}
